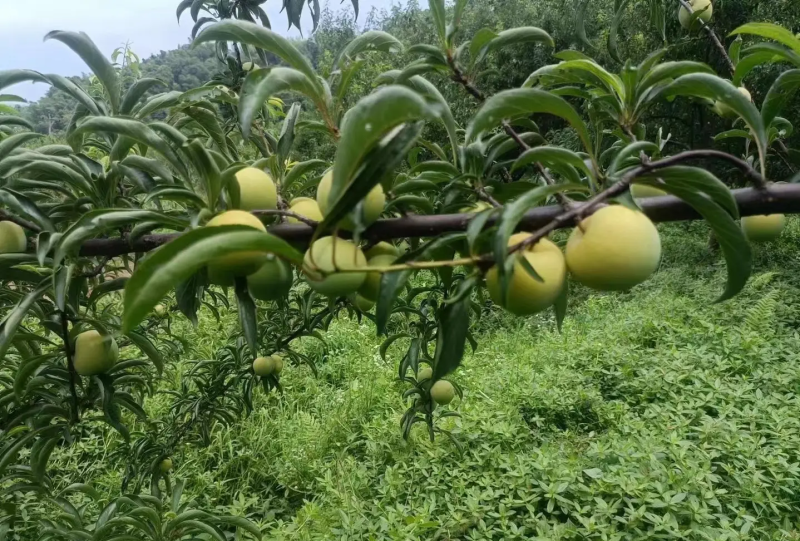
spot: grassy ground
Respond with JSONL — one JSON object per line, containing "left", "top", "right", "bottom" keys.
{"left": 45, "top": 219, "right": 800, "bottom": 540}
{"left": 133, "top": 218, "right": 800, "bottom": 540}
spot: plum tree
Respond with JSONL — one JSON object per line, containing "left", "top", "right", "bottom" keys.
{"left": 302, "top": 236, "right": 368, "bottom": 297}
{"left": 73, "top": 330, "right": 119, "bottom": 376}
{"left": 234, "top": 167, "right": 278, "bottom": 212}
{"left": 679, "top": 0, "right": 713, "bottom": 30}
{"left": 287, "top": 197, "right": 323, "bottom": 223}
{"left": 316, "top": 171, "right": 385, "bottom": 229}
{"left": 566, "top": 206, "right": 662, "bottom": 291}
{"left": 247, "top": 255, "right": 293, "bottom": 301}
{"left": 741, "top": 214, "right": 787, "bottom": 242}
{"left": 486, "top": 234, "right": 566, "bottom": 315}
{"left": 0, "top": 221, "right": 27, "bottom": 253}
{"left": 431, "top": 380, "right": 456, "bottom": 405}
{"left": 3, "top": 3, "right": 800, "bottom": 533}
{"left": 206, "top": 210, "right": 268, "bottom": 282}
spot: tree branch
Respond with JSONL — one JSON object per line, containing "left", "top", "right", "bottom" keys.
{"left": 71, "top": 183, "right": 800, "bottom": 259}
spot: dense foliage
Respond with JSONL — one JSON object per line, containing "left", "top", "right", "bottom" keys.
{"left": 1, "top": 0, "right": 799, "bottom": 539}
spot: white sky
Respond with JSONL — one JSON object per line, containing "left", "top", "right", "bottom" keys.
{"left": 0, "top": 0, "right": 401, "bottom": 101}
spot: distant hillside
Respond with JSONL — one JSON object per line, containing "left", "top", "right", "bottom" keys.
{"left": 19, "top": 43, "right": 220, "bottom": 135}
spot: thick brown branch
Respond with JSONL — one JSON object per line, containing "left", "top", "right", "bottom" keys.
{"left": 74, "top": 184, "right": 800, "bottom": 258}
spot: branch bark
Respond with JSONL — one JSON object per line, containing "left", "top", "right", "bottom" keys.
{"left": 74, "top": 184, "right": 800, "bottom": 258}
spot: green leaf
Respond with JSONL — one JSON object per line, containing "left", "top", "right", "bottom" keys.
{"left": 235, "top": 278, "right": 258, "bottom": 358}
{"left": 636, "top": 61, "right": 715, "bottom": 95}
{"left": 574, "top": 0, "right": 595, "bottom": 49}
{"left": 45, "top": 31, "right": 121, "bottom": 114}
{"left": 713, "top": 129, "right": 751, "bottom": 142}
{"left": 334, "top": 31, "right": 403, "bottom": 69}
{"left": 729, "top": 36, "right": 742, "bottom": 66}
{"left": 0, "top": 132, "right": 43, "bottom": 163}
{"left": 379, "top": 72, "right": 460, "bottom": 165}
{"left": 193, "top": 20, "right": 321, "bottom": 93}
{"left": 511, "top": 146, "right": 594, "bottom": 179}
{"left": 0, "top": 70, "right": 49, "bottom": 93}
{"left": 143, "top": 187, "right": 206, "bottom": 208}
{"left": 217, "top": 516, "right": 262, "bottom": 540}
{"left": 327, "top": 86, "right": 437, "bottom": 214}
{"left": 0, "top": 281, "right": 49, "bottom": 361}
{"left": 120, "top": 155, "right": 174, "bottom": 183}
{"left": 0, "top": 188, "right": 55, "bottom": 232}
{"left": 134, "top": 91, "right": 183, "bottom": 118}
{"left": 493, "top": 184, "right": 584, "bottom": 291}
{"left": 54, "top": 210, "right": 187, "bottom": 266}
{"left": 608, "top": 0, "right": 630, "bottom": 64}
{"left": 730, "top": 22, "right": 800, "bottom": 56}
{"left": 73, "top": 117, "right": 187, "bottom": 176}
{"left": 122, "top": 227, "right": 302, "bottom": 333}
{"left": 432, "top": 291, "right": 471, "bottom": 380}
{"left": 0, "top": 116, "right": 34, "bottom": 130}
{"left": 475, "top": 27, "right": 553, "bottom": 67}
{"left": 467, "top": 88, "right": 594, "bottom": 156}
{"left": 283, "top": 159, "right": 328, "bottom": 192}
{"left": 176, "top": 0, "right": 193, "bottom": 21}
{"left": 762, "top": 69, "right": 800, "bottom": 129}
{"left": 239, "top": 67, "right": 323, "bottom": 139}
{"left": 375, "top": 233, "right": 464, "bottom": 334}
{"left": 660, "top": 74, "right": 767, "bottom": 175}
{"left": 469, "top": 29, "right": 499, "bottom": 67}
{"left": 126, "top": 332, "right": 165, "bottom": 374}
{"left": 607, "top": 141, "right": 659, "bottom": 176}
{"left": 645, "top": 180, "right": 751, "bottom": 301}
{"left": 428, "top": 0, "right": 447, "bottom": 43}
{"left": 380, "top": 333, "right": 410, "bottom": 362}
{"left": 182, "top": 520, "right": 227, "bottom": 541}
{"left": 321, "top": 122, "right": 424, "bottom": 232}
{"left": 733, "top": 45, "right": 800, "bottom": 87}
{"left": 636, "top": 166, "right": 738, "bottom": 218}
{"left": 278, "top": 102, "right": 301, "bottom": 164}
{"left": 120, "top": 78, "right": 164, "bottom": 115}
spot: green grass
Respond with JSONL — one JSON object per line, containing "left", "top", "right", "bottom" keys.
{"left": 38, "top": 219, "right": 800, "bottom": 540}
{"left": 132, "top": 218, "right": 800, "bottom": 540}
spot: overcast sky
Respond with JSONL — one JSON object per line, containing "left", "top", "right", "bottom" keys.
{"left": 0, "top": 0, "right": 401, "bottom": 102}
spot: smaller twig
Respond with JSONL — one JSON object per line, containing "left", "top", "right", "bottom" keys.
{"left": 477, "top": 188, "right": 502, "bottom": 208}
